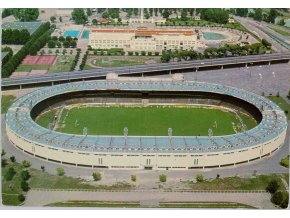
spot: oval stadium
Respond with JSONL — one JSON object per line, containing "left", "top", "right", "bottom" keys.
{"left": 5, "top": 80, "right": 288, "bottom": 170}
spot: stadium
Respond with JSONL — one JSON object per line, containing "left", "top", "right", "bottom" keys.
{"left": 5, "top": 79, "right": 288, "bottom": 170}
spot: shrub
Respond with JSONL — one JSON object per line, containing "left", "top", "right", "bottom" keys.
{"left": 92, "top": 172, "right": 102, "bottom": 181}
{"left": 10, "top": 156, "right": 16, "bottom": 162}
{"left": 154, "top": 52, "right": 160, "bottom": 56}
{"left": 196, "top": 173, "right": 204, "bottom": 182}
{"left": 271, "top": 191, "right": 284, "bottom": 205}
{"left": 48, "top": 40, "right": 56, "bottom": 48}
{"left": 4, "top": 167, "right": 16, "bottom": 181}
{"left": 280, "top": 156, "right": 289, "bottom": 168}
{"left": 18, "top": 194, "right": 25, "bottom": 202}
{"left": 2, "top": 159, "right": 8, "bottom": 168}
{"left": 135, "top": 51, "right": 139, "bottom": 56}
{"left": 266, "top": 180, "right": 280, "bottom": 193}
{"left": 128, "top": 51, "right": 133, "bottom": 56}
{"left": 141, "top": 51, "right": 146, "bottom": 56}
{"left": 148, "top": 51, "right": 152, "bottom": 56}
{"left": 281, "top": 192, "right": 289, "bottom": 209}
{"left": 56, "top": 167, "right": 65, "bottom": 176}
{"left": 22, "top": 160, "right": 30, "bottom": 168}
{"left": 41, "top": 165, "right": 45, "bottom": 172}
{"left": 159, "top": 174, "right": 167, "bottom": 182}
{"left": 131, "top": 175, "right": 136, "bottom": 182}
{"left": 21, "top": 181, "right": 30, "bottom": 192}
{"left": 21, "top": 170, "right": 30, "bottom": 181}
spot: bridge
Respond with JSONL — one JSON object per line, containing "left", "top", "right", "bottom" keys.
{"left": 2, "top": 52, "right": 290, "bottom": 90}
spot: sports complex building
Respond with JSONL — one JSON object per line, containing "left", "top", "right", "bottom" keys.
{"left": 5, "top": 80, "right": 287, "bottom": 170}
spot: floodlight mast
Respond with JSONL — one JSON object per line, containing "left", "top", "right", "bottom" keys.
{"left": 124, "top": 127, "right": 128, "bottom": 145}
{"left": 83, "top": 127, "right": 88, "bottom": 136}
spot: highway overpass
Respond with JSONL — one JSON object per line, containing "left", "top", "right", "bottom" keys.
{"left": 2, "top": 52, "right": 290, "bottom": 90}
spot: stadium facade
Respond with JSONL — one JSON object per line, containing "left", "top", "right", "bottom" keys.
{"left": 6, "top": 80, "right": 287, "bottom": 170}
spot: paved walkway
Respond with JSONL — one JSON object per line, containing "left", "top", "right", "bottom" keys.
{"left": 23, "top": 190, "right": 275, "bottom": 209}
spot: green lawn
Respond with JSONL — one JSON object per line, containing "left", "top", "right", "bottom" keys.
{"left": 270, "top": 27, "right": 290, "bottom": 36}
{"left": 184, "top": 174, "right": 288, "bottom": 191}
{"left": 49, "top": 105, "right": 256, "bottom": 136}
{"left": 268, "top": 96, "right": 290, "bottom": 120}
{"left": 16, "top": 64, "right": 50, "bottom": 72}
{"left": 46, "top": 201, "right": 255, "bottom": 208}
{"left": 35, "top": 109, "right": 57, "bottom": 128}
{"left": 1, "top": 95, "right": 16, "bottom": 114}
{"left": 2, "top": 159, "right": 26, "bottom": 205}
{"left": 88, "top": 55, "right": 160, "bottom": 68}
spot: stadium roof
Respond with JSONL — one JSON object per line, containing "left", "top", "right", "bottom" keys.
{"left": 6, "top": 80, "right": 288, "bottom": 154}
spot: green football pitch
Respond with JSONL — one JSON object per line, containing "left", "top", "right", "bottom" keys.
{"left": 37, "top": 105, "right": 257, "bottom": 136}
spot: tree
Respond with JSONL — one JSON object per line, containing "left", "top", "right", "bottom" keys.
{"left": 141, "top": 51, "right": 146, "bottom": 56}
{"left": 62, "top": 49, "right": 67, "bottom": 55}
{"left": 41, "top": 165, "right": 45, "bottom": 172}
{"left": 253, "top": 9, "right": 263, "bottom": 21}
{"left": 281, "top": 192, "right": 289, "bottom": 208}
{"left": 18, "top": 194, "right": 25, "bottom": 202}
{"left": 196, "top": 173, "right": 204, "bottom": 182}
{"left": 59, "top": 36, "right": 65, "bottom": 42}
{"left": 59, "top": 16, "right": 62, "bottom": 22}
{"left": 92, "top": 172, "right": 102, "bottom": 181}
{"left": 278, "top": 19, "right": 286, "bottom": 26}
{"left": 181, "top": 9, "right": 188, "bottom": 21}
{"left": 70, "top": 40, "right": 77, "bottom": 48}
{"left": 118, "top": 18, "right": 122, "bottom": 23}
{"left": 131, "top": 175, "right": 136, "bottom": 182}
{"left": 56, "top": 167, "right": 65, "bottom": 176}
{"left": 63, "top": 41, "right": 70, "bottom": 48}
{"left": 2, "top": 159, "right": 8, "bottom": 168}
{"left": 71, "top": 9, "right": 88, "bottom": 24}
{"left": 268, "top": 9, "right": 278, "bottom": 23}
{"left": 162, "top": 9, "right": 170, "bottom": 19}
{"left": 48, "top": 40, "right": 56, "bottom": 48}
{"left": 159, "top": 174, "right": 167, "bottom": 182}
{"left": 266, "top": 180, "right": 280, "bottom": 193}
{"left": 86, "top": 8, "right": 92, "bottom": 17}
{"left": 50, "top": 16, "right": 56, "bottom": 23}
{"left": 235, "top": 8, "right": 248, "bottom": 17}
{"left": 21, "top": 170, "right": 30, "bottom": 181}
{"left": 92, "top": 19, "right": 98, "bottom": 25}
{"left": 13, "top": 8, "right": 39, "bottom": 21}
{"left": 102, "top": 12, "right": 109, "bottom": 19}
{"left": 271, "top": 191, "right": 284, "bottom": 206}
{"left": 4, "top": 167, "right": 16, "bottom": 181}
{"left": 22, "top": 160, "right": 30, "bottom": 168}
{"left": 261, "top": 39, "right": 272, "bottom": 48}
{"left": 10, "top": 156, "right": 16, "bottom": 162}
{"left": 21, "top": 180, "right": 30, "bottom": 192}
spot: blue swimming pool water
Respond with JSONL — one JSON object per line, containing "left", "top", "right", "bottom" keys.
{"left": 81, "top": 30, "right": 90, "bottom": 39}
{"left": 203, "top": 32, "right": 226, "bottom": 40}
{"left": 63, "top": 30, "right": 80, "bottom": 38}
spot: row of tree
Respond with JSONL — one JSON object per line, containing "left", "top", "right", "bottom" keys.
{"left": 266, "top": 180, "right": 288, "bottom": 208}
{"left": 234, "top": 8, "right": 282, "bottom": 24}
{"left": 79, "top": 50, "right": 89, "bottom": 70}
{"left": 2, "top": 22, "right": 51, "bottom": 78}
{"left": 160, "top": 40, "right": 271, "bottom": 63}
{"left": 199, "top": 9, "right": 229, "bottom": 24}
{"left": 48, "top": 36, "right": 77, "bottom": 48}
{"left": 2, "top": 29, "right": 30, "bottom": 45}
{"left": 70, "top": 48, "right": 81, "bottom": 71}
{"left": 1, "top": 47, "right": 13, "bottom": 67}
{"left": 2, "top": 8, "right": 39, "bottom": 21}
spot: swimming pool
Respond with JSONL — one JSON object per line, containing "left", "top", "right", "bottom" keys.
{"left": 63, "top": 30, "right": 80, "bottom": 38}
{"left": 81, "top": 30, "right": 90, "bottom": 39}
{"left": 203, "top": 32, "right": 226, "bottom": 40}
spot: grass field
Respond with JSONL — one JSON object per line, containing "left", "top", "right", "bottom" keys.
{"left": 41, "top": 105, "right": 257, "bottom": 136}
{"left": 46, "top": 201, "right": 255, "bottom": 208}
{"left": 1, "top": 95, "right": 16, "bottom": 114}
{"left": 87, "top": 55, "right": 160, "bottom": 68}
{"left": 270, "top": 27, "right": 290, "bottom": 36}
{"left": 15, "top": 55, "right": 75, "bottom": 73}
{"left": 268, "top": 96, "right": 290, "bottom": 120}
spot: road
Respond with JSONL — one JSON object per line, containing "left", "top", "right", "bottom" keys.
{"left": 23, "top": 189, "right": 275, "bottom": 209}
{"left": 235, "top": 16, "right": 290, "bottom": 52}
{"left": 2, "top": 52, "right": 290, "bottom": 88}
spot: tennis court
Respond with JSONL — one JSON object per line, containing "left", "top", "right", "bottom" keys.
{"left": 22, "top": 55, "right": 56, "bottom": 65}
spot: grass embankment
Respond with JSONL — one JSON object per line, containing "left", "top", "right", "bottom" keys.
{"left": 86, "top": 55, "right": 160, "bottom": 68}
{"left": 48, "top": 105, "right": 256, "bottom": 136}
{"left": 46, "top": 201, "right": 256, "bottom": 208}
{"left": 184, "top": 174, "right": 288, "bottom": 191}
{"left": 268, "top": 96, "right": 290, "bottom": 120}
{"left": 280, "top": 155, "right": 289, "bottom": 168}
{"left": 1, "top": 95, "right": 16, "bottom": 114}
{"left": 270, "top": 27, "right": 290, "bottom": 36}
